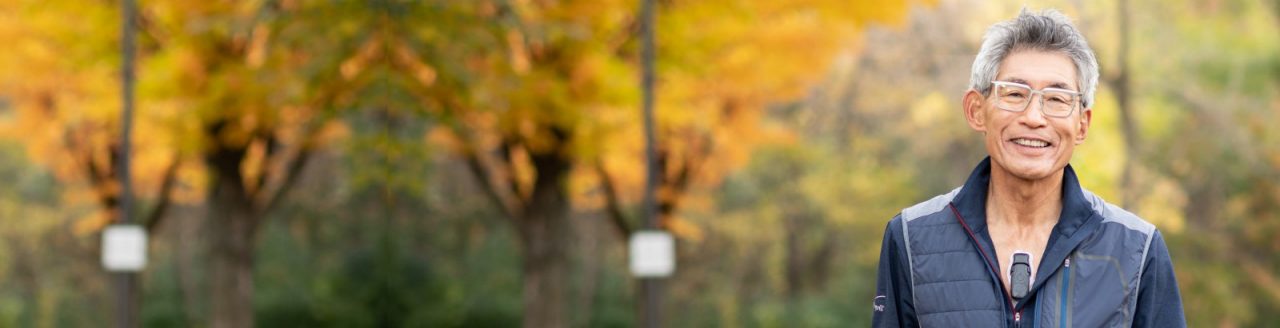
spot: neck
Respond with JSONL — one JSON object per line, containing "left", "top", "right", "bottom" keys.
{"left": 986, "top": 163, "right": 1065, "bottom": 228}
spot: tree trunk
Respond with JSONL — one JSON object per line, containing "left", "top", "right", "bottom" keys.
{"left": 784, "top": 212, "right": 803, "bottom": 299}
{"left": 176, "top": 204, "right": 204, "bottom": 326}
{"left": 1115, "top": 0, "right": 1140, "bottom": 208}
{"left": 207, "top": 139, "right": 260, "bottom": 328}
{"left": 517, "top": 151, "right": 572, "bottom": 328}
{"left": 208, "top": 177, "right": 259, "bottom": 328}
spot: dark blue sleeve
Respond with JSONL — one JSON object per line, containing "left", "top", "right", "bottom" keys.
{"left": 1133, "top": 230, "right": 1186, "bottom": 328}
{"left": 873, "top": 216, "right": 917, "bottom": 327}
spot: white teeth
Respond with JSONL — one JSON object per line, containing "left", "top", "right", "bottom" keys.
{"left": 1012, "top": 138, "right": 1050, "bottom": 148}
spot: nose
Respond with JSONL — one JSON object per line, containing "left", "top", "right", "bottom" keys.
{"left": 1018, "top": 94, "right": 1049, "bottom": 128}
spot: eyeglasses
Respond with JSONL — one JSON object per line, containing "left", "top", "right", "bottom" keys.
{"left": 989, "top": 81, "right": 1082, "bottom": 118}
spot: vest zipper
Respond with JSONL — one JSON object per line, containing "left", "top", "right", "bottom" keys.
{"left": 1060, "top": 256, "right": 1073, "bottom": 328}
{"left": 949, "top": 204, "right": 1024, "bottom": 328}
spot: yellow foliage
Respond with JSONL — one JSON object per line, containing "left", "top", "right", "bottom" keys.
{"left": 1136, "top": 178, "right": 1187, "bottom": 234}
{"left": 0, "top": 0, "right": 373, "bottom": 235}
{"left": 73, "top": 211, "right": 114, "bottom": 236}
{"left": 0, "top": 0, "right": 185, "bottom": 227}
{"left": 662, "top": 215, "right": 705, "bottom": 242}
{"left": 517, "top": 0, "right": 925, "bottom": 240}
{"left": 1073, "top": 89, "right": 1125, "bottom": 200}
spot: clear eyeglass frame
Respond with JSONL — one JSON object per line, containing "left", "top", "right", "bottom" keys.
{"left": 989, "top": 80, "right": 1082, "bottom": 118}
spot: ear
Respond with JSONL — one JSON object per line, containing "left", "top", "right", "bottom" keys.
{"left": 1074, "top": 107, "right": 1092, "bottom": 145}
{"left": 962, "top": 89, "right": 988, "bottom": 133}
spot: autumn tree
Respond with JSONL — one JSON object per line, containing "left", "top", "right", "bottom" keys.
{"left": 398, "top": 0, "right": 916, "bottom": 326}
{"left": 0, "top": 1, "right": 188, "bottom": 325}
{"left": 0, "top": 0, "right": 185, "bottom": 233}
{"left": 139, "top": 1, "right": 398, "bottom": 326}
{"left": 2, "top": 1, "right": 387, "bottom": 326}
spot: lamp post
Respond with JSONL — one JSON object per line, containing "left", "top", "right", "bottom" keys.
{"left": 104, "top": 0, "right": 145, "bottom": 327}
{"left": 633, "top": 0, "right": 671, "bottom": 327}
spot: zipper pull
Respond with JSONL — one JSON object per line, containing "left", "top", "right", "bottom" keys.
{"left": 1014, "top": 311, "right": 1022, "bottom": 325}
{"left": 1064, "top": 258, "right": 1071, "bottom": 267}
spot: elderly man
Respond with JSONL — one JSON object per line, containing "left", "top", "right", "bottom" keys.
{"left": 871, "top": 9, "right": 1186, "bottom": 327}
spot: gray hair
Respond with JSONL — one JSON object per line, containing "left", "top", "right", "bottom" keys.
{"left": 970, "top": 8, "right": 1099, "bottom": 108}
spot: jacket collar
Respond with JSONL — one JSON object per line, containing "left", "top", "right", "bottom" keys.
{"left": 950, "top": 157, "right": 1095, "bottom": 238}
{"left": 949, "top": 157, "right": 1101, "bottom": 303}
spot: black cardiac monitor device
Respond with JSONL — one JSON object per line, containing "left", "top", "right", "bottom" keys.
{"left": 1010, "top": 252, "right": 1032, "bottom": 299}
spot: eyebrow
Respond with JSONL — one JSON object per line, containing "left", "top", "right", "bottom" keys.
{"left": 1001, "top": 77, "right": 1075, "bottom": 91}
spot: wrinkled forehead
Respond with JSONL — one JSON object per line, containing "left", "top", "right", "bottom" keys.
{"left": 995, "top": 49, "right": 1079, "bottom": 91}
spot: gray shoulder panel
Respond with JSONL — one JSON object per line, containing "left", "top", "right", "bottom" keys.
{"left": 901, "top": 217, "right": 918, "bottom": 311}
{"left": 1080, "top": 188, "right": 1155, "bottom": 236}
{"left": 901, "top": 187, "right": 962, "bottom": 222}
{"left": 898, "top": 187, "right": 961, "bottom": 312}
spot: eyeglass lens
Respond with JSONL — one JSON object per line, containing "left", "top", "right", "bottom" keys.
{"left": 994, "top": 83, "right": 1077, "bottom": 117}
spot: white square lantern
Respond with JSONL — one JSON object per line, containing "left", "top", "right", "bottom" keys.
{"left": 629, "top": 231, "right": 675, "bottom": 278}
{"left": 102, "top": 225, "right": 147, "bottom": 272}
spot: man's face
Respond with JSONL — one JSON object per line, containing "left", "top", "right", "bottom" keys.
{"left": 964, "top": 50, "right": 1092, "bottom": 181}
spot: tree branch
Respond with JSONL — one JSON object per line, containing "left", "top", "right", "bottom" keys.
{"left": 595, "top": 159, "right": 632, "bottom": 238}
{"left": 63, "top": 128, "right": 120, "bottom": 221}
{"left": 253, "top": 68, "right": 349, "bottom": 219}
{"left": 463, "top": 146, "right": 522, "bottom": 222}
{"left": 447, "top": 119, "right": 524, "bottom": 222}
{"left": 657, "top": 130, "right": 711, "bottom": 220}
{"left": 257, "top": 144, "right": 312, "bottom": 218}
{"left": 144, "top": 157, "right": 182, "bottom": 233}
{"left": 248, "top": 134, "right": 277, "bottom": 200}
{"left": 500, "top": 137, "right": 527, "bottom": 204}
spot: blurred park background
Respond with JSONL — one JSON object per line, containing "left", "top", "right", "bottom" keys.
{"left": 1, "top": 0, "right": 1279, "bottom": 327}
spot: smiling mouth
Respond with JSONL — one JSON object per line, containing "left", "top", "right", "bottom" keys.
{"left": 1010, "top": 138, "right": 1052, "bottom": 148}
